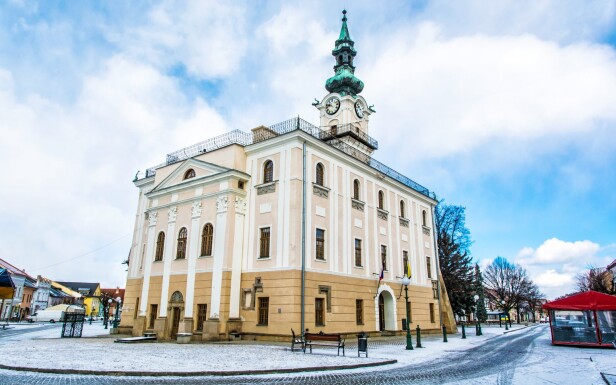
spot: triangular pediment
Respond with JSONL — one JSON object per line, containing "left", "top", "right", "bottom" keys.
{"left": 150, "top": 158, "right": 231, "bottom": 193}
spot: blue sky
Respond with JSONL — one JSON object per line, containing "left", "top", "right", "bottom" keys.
{"left": 0, "top": 0, "right": 614, "bottom": 299}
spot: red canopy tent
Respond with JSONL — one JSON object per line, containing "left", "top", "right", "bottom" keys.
{"left": 543, "top": 291, "right": 616, "bottom": 347}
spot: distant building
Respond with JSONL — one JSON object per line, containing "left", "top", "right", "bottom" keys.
{"left": 33, "top": 276, "right": 52, "bottom": 312}
{"left": 56, "top": 282, "right": 101, "bottom": 317}
{"left": 0, "top": 258, "right": 36, "bottom": 320}
{"left": 120, "top": 11, "right": 455, "bottom": 341}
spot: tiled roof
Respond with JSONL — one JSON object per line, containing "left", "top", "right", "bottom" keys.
{"left": 0, "top": 258, "right": 36, "bottom": 280}
{"left": 56, "top": 282, "right": 100, "bottom": 297}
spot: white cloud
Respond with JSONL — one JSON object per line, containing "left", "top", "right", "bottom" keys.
{"left": 534, "top": 269, "right": 574, "bottom": 288}
{"left": 363, "top": 23, "right": 616, "bottom": 164}
{"left": 517, "top": 238, "right": 601, "bottom": 265}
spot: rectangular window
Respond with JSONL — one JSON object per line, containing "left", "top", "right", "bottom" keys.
{"left": 149, "top": 304, "right": 158, "bottom": 329}
{"left": 432, "top": 280, "right": 438, "bottom": 299}
{"left": 354, "top": 239, "right": 362, "bottom": 267}
{"left": 426, "top": 256, "right": 432, "bottom": 279}
{"left": 259, "top": 228, "right": 271, "bottom": 258}
{"left": 315, "top": 228, "right": 325, "bottom": 260}
{"left": 381, "top": 245, "right": 387, "bottom": 271}
{"left": 196, "top": 304, "right": 207, "bottom": 331}
{"left": 402, "top": 251, "right": 409, "bottom": 277}
{"left": 315, "top": 298, "right": 325, "bottom": 326}
{"left": 258, "top": 297, "right": 269, "bottom": 325}
{"left": 356, "top": 299, "right": 364, "bottom": 325}
{"left": 430, "top": 303, "right": 435, "bottom": 323}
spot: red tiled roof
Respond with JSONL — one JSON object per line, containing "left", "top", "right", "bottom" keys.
{"left": 0, "top": 258, "right": 35, "bottom": 280}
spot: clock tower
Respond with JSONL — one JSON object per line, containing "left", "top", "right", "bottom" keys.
{"left": 315, "top": 10, "right": 376, "bottom": 159}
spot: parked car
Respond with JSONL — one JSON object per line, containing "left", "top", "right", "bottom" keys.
{"left": 26, "top": 304, "right": 84, "bottom": 323}
{"left": 540, "top": 316, "right": 549, "bottom": 323}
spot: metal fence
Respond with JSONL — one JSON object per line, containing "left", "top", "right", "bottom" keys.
{"left": 61, "top": 313, "right": 85, "bottom": 338}
{"left": 140, "top": 117, "right": 432, "bottom": 198}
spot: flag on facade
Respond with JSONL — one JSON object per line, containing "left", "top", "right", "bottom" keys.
{"left": 379, "top": 268, "right": 384, "bottom": 281}
{"left": 406, "top": 261, "right": 412, "bottom": 278}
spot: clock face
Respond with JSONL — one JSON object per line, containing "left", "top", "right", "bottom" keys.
{"left": 325, "top": 97, "right": 340, "bottom": 115}
{"left": 355, "top": 101, "right": 364, "bottom": 118}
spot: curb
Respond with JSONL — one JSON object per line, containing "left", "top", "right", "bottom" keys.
{"left": 502, "top": 323, "right": 544, "bottom": 335}
{"left": 0, "top": 359, "right": 397, "bottom": 377}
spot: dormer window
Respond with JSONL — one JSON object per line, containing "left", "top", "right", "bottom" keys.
{"left": 184, "top": 169, "right": 195, "bottom": 180}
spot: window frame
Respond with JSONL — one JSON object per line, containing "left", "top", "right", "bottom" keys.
{"left": 426, "top": 256, "right": 432, "bottom": 279}
{"left": 315, "top": 228, "right": 325, "bottom": 261}
{"left": 259, "top": 227, "right": 271, "bottom": 259}
{"left": 354, "top": 238, "right": 362, "bottom": 267}
{"left": 400, "top": 200, "right": 405, "bottom": 218}
{"left": 154, "top": 232, "right": 165, "bottom": 262}
{"left": 381, "top": 245, "right": 387, "bottom": 271}
{"left": 315, "top": 163, "right": 325, "bottom": 187}
{"left": 263, "top": 160, "right": 274, "bottom": 183}
{"left": 353, "top": 179, "right": 360, "bottom": 200}
{"left": 355, "top": 299, "right": 364, "bottom": 325}
{"left": 201, "top": 223, "right": 214, "bottom": 257}
{"left": 183, "top": 169, "right": 196, "bottom": 180}
{"left": 176, "top": 227, "right": 188, "bottom": 259}
{"left": 257, "top": 297, "right": 269, "bottom": 326}
{"left": 196, "top": 304, "right": 207, "bottom": 331}
{"left": 378, "top": 190, "right": 385, "bottom": 210}
{"left": 315, "top": 297, "right": 325, "bottom": 326}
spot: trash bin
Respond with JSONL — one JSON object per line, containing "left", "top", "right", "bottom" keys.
{"left": 357, "top": 332, "right": 368, "bottom": 357}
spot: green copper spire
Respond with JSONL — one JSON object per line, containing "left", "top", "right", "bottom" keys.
{"left": 325, "top": 10, "right": 364, "bottom": 96}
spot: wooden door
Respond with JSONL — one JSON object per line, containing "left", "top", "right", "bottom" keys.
{"left": 378, "top": 294, "right": 385, "bottom": 331}
{"left": 171, "top": 307, "right": 180, "bottom": 338}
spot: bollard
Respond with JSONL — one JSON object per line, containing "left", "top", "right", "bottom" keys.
{"left": 416, "top": 325, "right": 423, "bottom": 348}
{"left": 478, "top": 322, "right": 482, "bottom": 336}
{"left": 461, "top": 323, "right": 466, "bottom": 339}
{"left": 442, "top": 324, "right": 448, "bottom": 342}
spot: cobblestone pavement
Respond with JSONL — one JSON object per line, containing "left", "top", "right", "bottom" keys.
{"left": 0, "top": 327, "right": 547, "bottom": 384}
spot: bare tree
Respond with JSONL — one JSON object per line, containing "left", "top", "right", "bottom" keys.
{"left": 483, "top": 257, "right": 531, "bottom": 324}
{"left": 576, "top": 266, "right": 615, "bottom": 295}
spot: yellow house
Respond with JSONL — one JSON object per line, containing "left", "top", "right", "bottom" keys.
{"left": 56, "top": 282, "right": 101, "bottom": 316}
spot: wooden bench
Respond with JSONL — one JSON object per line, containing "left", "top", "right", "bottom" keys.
{"left": 290, "top": 329, "right": 304, "bottom": 352}
{"left": 304, "top": 332, "right": 345, "bottom": 356}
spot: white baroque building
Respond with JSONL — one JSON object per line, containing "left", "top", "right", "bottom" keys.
{"left": 120, "top": 11, "right": 455, "bottom": 341}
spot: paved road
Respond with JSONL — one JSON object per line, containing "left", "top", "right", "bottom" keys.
{"left": 0, "top": 323, "right": 61, "bottom": 339}
{"left": 0, "top": 326, "right": 549, "bottom": 384}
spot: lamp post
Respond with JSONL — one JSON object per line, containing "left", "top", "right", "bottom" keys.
{"left": 474, "top": 294, "right": 482, "bottom": 336}
{"left": 501, "top": 300, "right": 508, "bottom": 330}
{"left": 113, "top": 297, "right": 121, "bottom": 329}
{"left": 105, "top": 298, "right": 112, "bottom": 329}
{"left": 401, "top": 275, "right": 413, "bottom": 350}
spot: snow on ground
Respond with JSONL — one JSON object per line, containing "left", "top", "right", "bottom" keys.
{"left": 0, "top": 321, "right": 530, "bottom": 374}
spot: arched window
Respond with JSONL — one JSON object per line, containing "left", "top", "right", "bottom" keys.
{"left": 155, "top": 232, "right": 165, "bottom": 261}
{"left": 315, "top": 163, "right": 324, "bottom": 186}
{"left": 263, "top": 160, "right": 273, "bottom": 183}
{"left": 422, "top": 210, "right": 427, "bottom": 227}
{"left": 201, "top": 223, "right": 213, "bottom": 256}
{"left": 353, "top": 179, "right": 360, "bottom": 200}
{"left": 400, "top": 200, "right": 405, "bottom": 218}
{"left": 378, "top": 191, "right": 385, "bottom": 210}
{"left": 176, "top": 227, "right": 187, "bottom": 259}
{"left": 184, "top": 169, "right": 195, "bottom": 180}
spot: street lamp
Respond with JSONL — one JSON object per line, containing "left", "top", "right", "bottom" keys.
{"left": 401, "top": 275, "right": 414, "bottom": 350}
{"left": 501, "top": 300, "right": 508, "bottom": 330}
{"left": 105, "top": 298, "right": 112, "bottom": 329}
{"left": 474, "top": 294, "right": 482, "bottom": 336}
{"left": 113, "top": 296, "right": 122, "bottom": 328}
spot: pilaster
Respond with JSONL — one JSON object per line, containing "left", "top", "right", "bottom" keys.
{"left": 185, "top": 201, "right": 202, "bottom": 319}
{"left": 139, "top": 211, "right": 158, "bottom": 316}
{"left": 159, "top": 206, "right": 177, "bottom": 318}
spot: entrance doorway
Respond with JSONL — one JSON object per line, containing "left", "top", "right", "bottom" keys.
{"left": 171, "top": 307, "right": 180, "bottom": 338}
{"left": 378, "top": 294, "right": 386, "bottom": 331}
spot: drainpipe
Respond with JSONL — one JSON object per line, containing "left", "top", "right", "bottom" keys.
{"left": 301, "top": 141, "right": 307, "bottom": 337}
{"left": 431, "top": 202, "right": 444, "bottom": 328}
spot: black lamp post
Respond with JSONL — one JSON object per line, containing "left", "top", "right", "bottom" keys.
{"left": 104, "top": 298, "right": 112, "bottom": 329}
{"left": 401, "top": 275, "right": 413, "bottom": 350}
{"left": 113, "top": 297, "right": 121, "bottom": 328}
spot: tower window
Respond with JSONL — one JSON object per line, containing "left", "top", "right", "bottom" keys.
{"left": 353, "top": 179, "right": 360, "bottom": 200}
{"left": 378, "top": 190, "right": 385, "bottom": 210}
{"left": 400, "top": 200, "right": 405, "bottom": 218}
{"left": 263, "top": 160, "right": 274, "bottom": 183}
{"left": 315, "top": 229, "right": 325, "bottom": 260}
{"left": 422, "top": 210, "right": 427, "bottom": 227}
{"left": 315, "top": 163, "right": 324, "bottom": 186}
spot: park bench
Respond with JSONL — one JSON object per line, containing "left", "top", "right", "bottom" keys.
{"left": 304, "top": 332, "right": 345, "bottom": 356}
{"left": 290, "top": 329, "right": 304, "bottom": 352}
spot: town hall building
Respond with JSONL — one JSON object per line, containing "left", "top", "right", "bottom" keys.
{"left": 120, "top": 11, "right": 456, "bottom": 341}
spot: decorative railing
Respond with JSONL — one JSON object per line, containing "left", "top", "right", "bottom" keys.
{"left": 138, "top": 117, "right": 432, "bottom": 198}
{"left": 319, "top": 123, "right": 378, "bottom": 150}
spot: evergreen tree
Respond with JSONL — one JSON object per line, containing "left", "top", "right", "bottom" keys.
{"left": 435, "top": 203, "right": 475, "bottom": 318}
{"left": 474, "top": 264, "right": 488, "bottom": 322}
